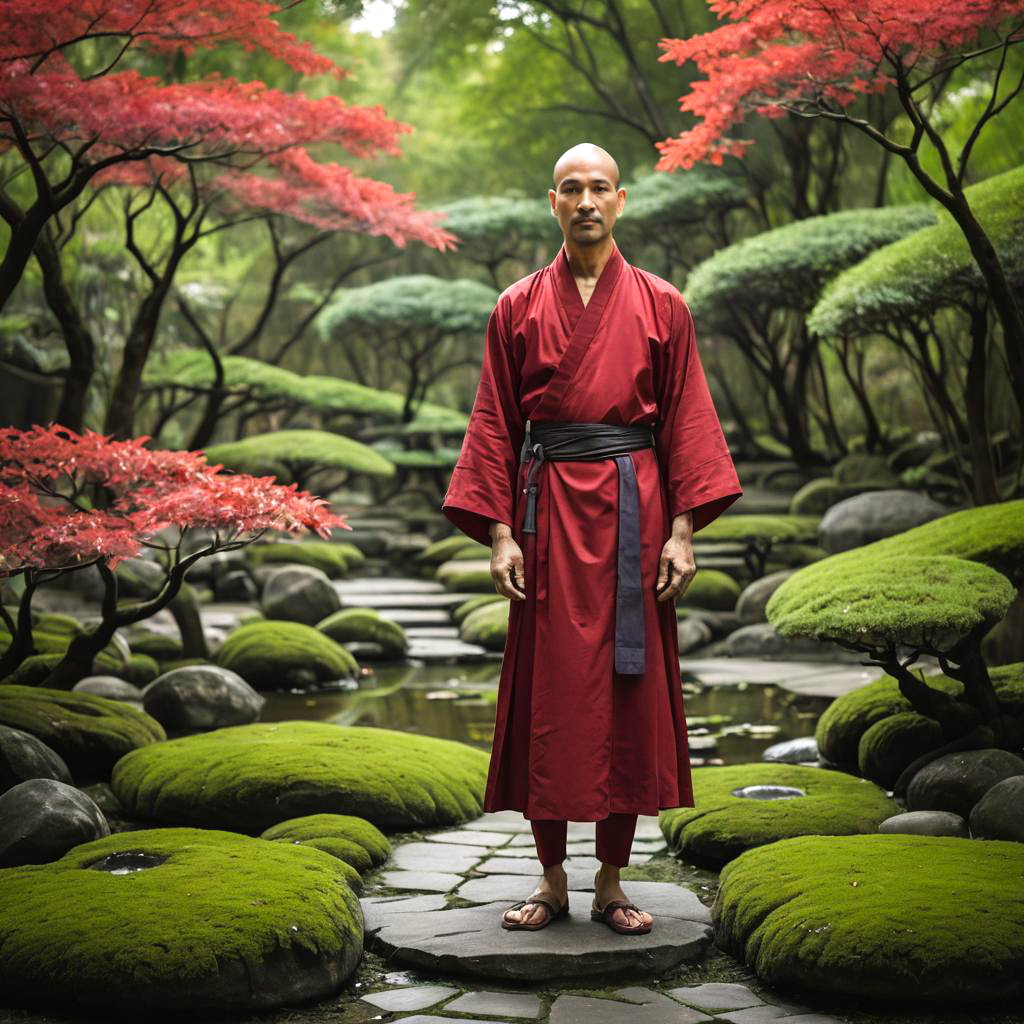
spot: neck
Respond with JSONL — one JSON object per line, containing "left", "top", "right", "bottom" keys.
{"left": 563, "top": 235, "right": 615, "bottom": 280}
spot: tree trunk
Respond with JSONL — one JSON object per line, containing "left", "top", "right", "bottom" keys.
{"left": 964, "top": 303, "right": 999, "bottom": 504}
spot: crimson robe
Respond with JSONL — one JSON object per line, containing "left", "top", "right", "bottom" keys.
{"left": 441, "top": 242, "right": 742, "bottom": 820}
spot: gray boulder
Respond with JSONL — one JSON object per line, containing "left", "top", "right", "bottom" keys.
{"left": 142, "top": 665, "right": 265, "bottom": 732}
{"left": 906, "top": 748, "right": 1024, "bottom": 818}
{"left": 878, "top": 810, "right": 969, "bottom": 838}
{"left": 73, "top": 676, "right": 144, "bottom": 706}
{"left": 818, "top": 489, "right": 948, "bottom": 554}
{"left": 215, "top": 569, "right": 259, "bottom": 604}
{"left": 969, "top": 775, "right": 1024, "bottom": 842}
{"left": 761, "top": 736, "right": 819, "bottom": 764}
{"left": 0, "top": 724, "right": 72, "bottom": 794}
{"left": 736, "top": 570, "right": 796, "bottom": 624}
{"left": 260, "top": 566, "right": 341, "bottom": 626}
{"left": 0, "top": 778, "right": 110, "bottom": 866}
{"left": 713, "top": 622, "right": 852, "bottom": 660}
{"left": 677, "top": 617, "right": 713, "bottom": 654}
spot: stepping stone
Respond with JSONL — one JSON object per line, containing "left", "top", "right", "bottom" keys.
{"left": 425, "top": 829, "right": 514, "bottom": 847}
{"left": 389, "top": 841, "right": 485, "bottom": 873}
{"left": 360, "top": 984, "right": 458, "bottom": 1011}
{"left": 445, "top": 990, "right": 544, "bottom": 1018}
{"left": 406, "top": 637, "right": 493, "bottom": 660}
{"left": 378, "top": 869, "right": 464, "bottom": 892}
{"left": 404, "top": 627, "right": 461, "bottom": 639}
{"left": 377, "top": 609, "right": 452, "bottom": 626}
{"left": 716, "top": 1007, "right": 792, "bottom": 1023}
{"left": 335, "top": 578, "right": 446, "bottom": 594}
{"left": 550, "top": 990, "right": 712, "bottom": 1023}
{"left": 666, "top": 983, "right": 764, "bottom": 1010}
{"left": 362, "top": 893, "right": 447, "bottom": 918}
{"left": 362, "top": 892, "right": 712, "bottom": 981}
{"left": 336, "top": 591, "right": 475, "bottom": 609}
{"left": 392, "top": 1017, "right": 503, "bottom": 1024}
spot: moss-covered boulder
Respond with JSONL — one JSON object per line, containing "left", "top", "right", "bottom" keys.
{"left": 216, "top": 621, "right": 359, "bottom": 689}
{"left": 856, "top": 711, "right": 945, "bottom": 789}
{"left": 435, "top": 559, "right": 495, "bottom": 593}
{"left": 789, "top": 477, "right": 890, "bottom": 515}
{"left": 316, "top": 608, "right": 408, "bottom": 658}
{"left": 0, "top": 827, "right": 363, "bottom": 1012}
{"left": 679, "top": 569, "right": 742, "bottom": 611}
{"left": 122, "top": 630, "right": 183, "bottom": 662}
{"left": 659, "top": 763, "right": 898, "bottom": 866}
{"left": 712, "top": 833, "right": 1024, "bottom": 1003}
{"left": 261, "top": 812, "right": 390, "bottom": 886}
{"left": 418, "top": 535, "right": 491, "bottom": 566}
{"left": 0, "top": 685, "right": 165, "bottom": 778}
{"left": 111, "top": 721, "right": 490, "bottom": 833}
{"left": 120, "top": 653, "right": 161, "bottom": 686}
{"left": 460, "top": 601, "right": 510, "bottom": 651}
{"left": 247, "top": 541, "right": 351, "bottom": 579}
{"left": 453, "top": 594, "right": 506, "bottom": 624}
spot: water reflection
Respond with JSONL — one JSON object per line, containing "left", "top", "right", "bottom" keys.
{"left": 258, "top": 662, "right": 829, "bottom": 765}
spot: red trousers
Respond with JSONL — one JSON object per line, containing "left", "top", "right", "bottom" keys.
{"left": 529, "top": 812, "right": 638, "bottom": 867}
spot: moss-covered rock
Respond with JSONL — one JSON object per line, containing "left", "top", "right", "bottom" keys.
{"left": 333, "top": 542, "right": 366, "bottom": 570}
{"left": 814, "top": 672, "right": 964, "bottom": 769}
{"left": 453, "top": 594, "right": 506, "bottom": 624}
{"left": 712, "top": 833, "right": 1024, "bottom": 1002}
{"left": 316, "top": 608, "right": 408, "bottom": 658}
{"left": 261, "top": 813, "right": 390, "bottom": 878}
{"left": 659, "top": 763, "right": 898, "bottom": 866}
{"left": 418, "top": 535, "right": 490, "bottom": 566}
{"left": 216, "top": 621, "right": 359, "bottom": 689}
{"left": 856, "top": 711, "right": 945, "bottom": 789}
{"left": 435, "top": 559, "right": 495, "bottom": 593}
{"left": 111, "top": 721, "right": 490, "bottom": 833}
{"left": 679, "top": 569, "right": 742, "bottom": 611}
{"left": 123, "top": 631, "right": 183, "bottom": 662}
{"left": 832, "top": 453, "right": 900, "bottom": 486}
{"left": 0, "top": 685, "right": 165, "bottom": 778}
{"left": 247, "top": 541, "right": 351, "bottom": 578}
{"left": 120, "top": 653, "right": 161, "bottom": 686}
{"left": 0, "top": 827, "right": 363, "bottom": 1012}
{"left": 459, "top": 601, "right": 510, "bottom": 651}
{"left": 789, "top": 478, "right": 891, "bottom": 515}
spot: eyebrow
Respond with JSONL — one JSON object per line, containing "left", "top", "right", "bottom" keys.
{"left": 557, "top": 175, "right": 613, "bottom": 188}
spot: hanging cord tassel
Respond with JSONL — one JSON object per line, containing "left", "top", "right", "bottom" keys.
{"left": 521, "top": 442, "right": 545, "bottom": 534}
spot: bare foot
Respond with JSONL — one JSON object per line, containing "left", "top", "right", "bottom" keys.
{"left": 503, "top": 867, "right": 568, "bottom": 926}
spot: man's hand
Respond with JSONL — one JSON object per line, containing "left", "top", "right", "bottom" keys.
{"left": 489, "top": 522, "right": 526, "bottom": 600}
{"left": 657, "top": 511, "right": 697, "bottom": 602}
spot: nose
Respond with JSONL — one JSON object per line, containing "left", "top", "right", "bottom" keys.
{"left": 578, "top": 189, "right": 595, "bottom": 210}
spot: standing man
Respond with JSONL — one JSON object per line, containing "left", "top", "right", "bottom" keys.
{"left": 441, "top": 143, "right": 742, "bottom": 935}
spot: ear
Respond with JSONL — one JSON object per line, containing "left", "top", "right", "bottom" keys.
{"left": 616, "top": 187, "right": 626, "bottom": 216}
{"left": 548, "top": 188, "right": 557, "bottom": 215}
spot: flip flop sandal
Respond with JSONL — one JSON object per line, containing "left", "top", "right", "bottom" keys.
{"left": 500, "top": 892, "right": 569, "bottom": 930}
{"left": 590, "top": 897, "right": 653, "bottom": 934}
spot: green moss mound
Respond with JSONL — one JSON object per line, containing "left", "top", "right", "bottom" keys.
{"left": 0, "top": 648, "right": 124, "bottom": 685}
{"left": 713, "top": 833, "right": 1024, "bottom": 1003}
{"left": 789, "top": 478, "right": 890, "bottom": 515}
{"left": 333, "top": 542, "right": 365, "bottom": 570}
{"left": 0, "top": 684, "right": 165, "bottom": 777}
{"left": 856, "top": 711, "right": 945, "bottom": 789}
{"left": 247, "top": 541, "right": 350, "bottom": 578}
{"left": 418, "top": 535, "right": 490, "bottom": 566}
{"left": 696, "top": 514, "right": 821, "bottom": 546}
{"left": 767, "top": 554, "right": 1015, "bottom": 650}
{"left": 261, "top": 813, "right": 390, "bottom": 874}
{"left": 216, "top": 621, "right": 358, "bottom": 689}
{"left": 435, "top": 560, "right": 495, "bottom": 593}
{"left": 0, "top": 827, "right": 362, "bottom": 1012}
{"left": 111, "top": 721, "right": 491, "bottom": 833}
{"left": 316, "top": 609, "right": 407, "bottom": 657}
{"left": 453, "top": 594, "right": 506, "bottom": 624}
{"left": 679, "top": 569, "right": 742, "bottom": 611}
{"left": 460, "top": 601, "right": 510, "bottom": 650}
{"left": 659, "top": 763, "right": 898, "bottom": 866}
{"left": 832, "top": 453, "right": 900, "bottom": 485}
{"left": 124, "top": 632, "right": 183, "bottom": 661}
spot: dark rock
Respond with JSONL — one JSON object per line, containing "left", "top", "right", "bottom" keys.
{"left": 969, "top": 775, "right": 1024, "bottom": 841}
{"left": 0, "top": 778, "right": 109, "bottom": 866}
{"left": 819, "top": 490, "right": 948, "bottom": 554}
{"left": 215, "top": 569, "right": 259, "bottom": 603}
{"left": 678, "top": 617, "right": 713, "bottom": 654}
{"left": 761, "top": 736, "right": 819, "bottom": 764}
{"left": 0, "top": 724, "right": 72, "bottom": 794}
{"left": 906, "top": 748, "right": 1024, "bottom": 818}
{"left": 736, "top": 570, "right": 796, "bottom": 624}
{"left": 73, "top": 676, "right": 144, "bottom": 704}
{"left": 142, "top": 665, "right": 265, "bottom": 732}
{"left": 260, "top": 566, "right": 341, "bottom": 625}
{"left": 878, "top": 810, "right": 969, "bottom": 838}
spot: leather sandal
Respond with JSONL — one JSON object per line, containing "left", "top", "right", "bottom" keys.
{"left": 590, "top": 870, "right": 652, "bottom": 934}
{"left": 500, "top": 890, "right": 569, "bottom": 930}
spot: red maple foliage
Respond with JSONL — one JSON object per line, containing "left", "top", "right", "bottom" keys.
{"left": 655, "top": 0, "right": 1024, "bottom": 170}
{"left": 0, "top": 423, "right": 350, "bottom": 686}
{"left": 0, "top": 0, "right": 453, "bottom": 310}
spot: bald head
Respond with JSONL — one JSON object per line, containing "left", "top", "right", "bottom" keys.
{"left": 552, "top": 143, "right": 620, "bottom": 189}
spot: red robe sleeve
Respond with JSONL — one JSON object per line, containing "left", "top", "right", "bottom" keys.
{"left": 654, "top": 291, "right": 743, "bottom": 533}
{"left": 441, "top": 292, "right": 525, "bottom": 546}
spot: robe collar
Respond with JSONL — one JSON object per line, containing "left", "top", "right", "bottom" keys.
{"left": 551, "top": 239, "right": 625, "bottom": 323}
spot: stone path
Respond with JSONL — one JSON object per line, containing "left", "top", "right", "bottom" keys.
{"left": 357, "top": 809, "right": 850, "bottom": 1023}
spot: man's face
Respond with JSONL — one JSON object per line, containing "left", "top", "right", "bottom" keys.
{"left": 549, "top": 158, "right": 625, "bottom": 247}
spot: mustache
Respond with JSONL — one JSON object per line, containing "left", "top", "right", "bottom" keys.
{"left": 574, "top": 215, "right": 601, "bottom": 223}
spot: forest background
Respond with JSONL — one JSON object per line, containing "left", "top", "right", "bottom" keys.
{"left": 2, "top": 0, "right": 1023, "bottom": 511}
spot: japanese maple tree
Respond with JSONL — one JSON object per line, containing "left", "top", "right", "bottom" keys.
{"left": 0, "top": 0, "right": 451, "bottom": 316}
{"left": 0, "top": 424, "right": 349, "bottom": 689}
{"left": 656, "top": 0, "right": 1024, "bottom": 422}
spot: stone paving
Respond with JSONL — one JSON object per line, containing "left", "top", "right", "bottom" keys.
{"left": 357, "top": 809, "right": 850, "bottom": 1023}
